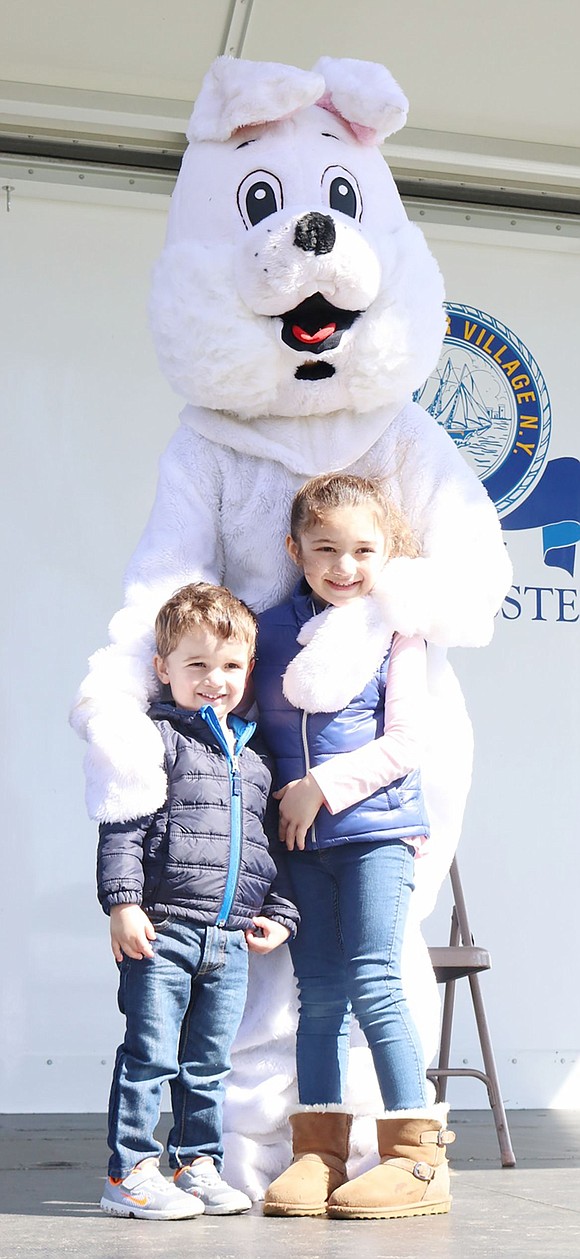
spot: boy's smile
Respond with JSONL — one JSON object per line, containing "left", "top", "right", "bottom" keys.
{"left": 154, "top": 629, "right": 253, "bottom": 719}
{"left": 287, "top": 504, "right": 389, "bottom": 606}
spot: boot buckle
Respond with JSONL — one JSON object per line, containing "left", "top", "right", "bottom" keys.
{"left": 412, "top": 1161, "right": 435, "bottom": 1182}
{"left": 437, "top": 1129, "right": 456, "bottom": 1146}
{"left": 419, "top": 1128, "right": 455, "bottom": 1147}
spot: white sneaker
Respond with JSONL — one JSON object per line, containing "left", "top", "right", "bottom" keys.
{"left": 175, "top": 1157, "right": 252, "bottom": 1215}
{"left": 100, "top": 1159, "right": 205, "bottom": 1220}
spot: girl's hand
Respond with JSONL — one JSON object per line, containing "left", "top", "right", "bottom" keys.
{"left": 245, "top": 917, "right": 291, "bottom": 953}
{"left": 274, "top": 775, "right": 325, "bottom": 850}
{"left": 109, "top": 904, "right": 156, "bottom": 961}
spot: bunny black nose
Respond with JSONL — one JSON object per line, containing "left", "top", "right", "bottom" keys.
{"left": 294, "top": 212, "right": 336, "bottom": 256}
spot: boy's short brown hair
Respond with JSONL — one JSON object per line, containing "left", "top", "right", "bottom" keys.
{"left": 155, "top": 582, "right": 258, "bottom": 660}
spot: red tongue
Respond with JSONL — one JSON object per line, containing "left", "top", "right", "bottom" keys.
{"left": 292, "top": 322, "right": 337, "bottom": 344}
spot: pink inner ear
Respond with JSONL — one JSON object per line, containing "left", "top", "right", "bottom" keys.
{"left": 317, "top": 91, "right": 378, "bottom": 147}
{"left": 231, "top": 104, "right": 314, "bottom": 141}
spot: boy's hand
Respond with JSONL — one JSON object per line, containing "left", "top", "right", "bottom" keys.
{"left": 109, "top": 904, "right": 157, "bottom": 961}
{"left": 245, "top": 917, "right": 291, "bottom": 954}
{"left": 274, "top": 775, "right": 325, "bottom": 850}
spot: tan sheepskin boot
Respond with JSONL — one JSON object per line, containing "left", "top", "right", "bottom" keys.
{"left": 263, "top": 1111, "right": 352, "bottom": 1217}
{"left": 327, "top": 1107, "right": 455, "bottom": 1220}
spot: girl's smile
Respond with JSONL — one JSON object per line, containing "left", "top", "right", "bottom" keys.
{"left": 287, "top": 504, "right": 389, "bottom": 606}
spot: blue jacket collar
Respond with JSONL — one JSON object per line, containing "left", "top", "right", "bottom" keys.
{"left": 148, "top": 699, "right": 255, "bottom": 755}
{"left": 291, "top": 576, "right": 327, "bottom": 627}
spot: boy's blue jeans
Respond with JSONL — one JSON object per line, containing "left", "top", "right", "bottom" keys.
{"left": 286, "top": 839, "right": 428, "bottom": 1111}
{"left": 107, "top": 919, "right": 249, "bottom": 1179}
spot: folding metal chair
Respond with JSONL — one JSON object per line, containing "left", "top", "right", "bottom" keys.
{"left": 428, "top": 856, "right": 516, "bottom": 1167}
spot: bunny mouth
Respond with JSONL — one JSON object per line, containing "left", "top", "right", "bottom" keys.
{"left": 279, "top": 293, "right": 361, "bottom": 360}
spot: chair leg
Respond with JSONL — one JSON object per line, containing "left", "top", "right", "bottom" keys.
{"left": 437, "top": 906, "right": 461, "bottom": 1102}
{"left": 434, "top": 978, "right": 457, "bottom": 1103}
{"left": 431, "top": 858, "right": 516, "bottom": 1168}
{"left": 468, "top": 972, "right": 516, "bottom": 1168}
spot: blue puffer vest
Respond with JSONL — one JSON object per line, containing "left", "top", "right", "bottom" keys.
{"left": 97, "top": 702, "right": 299, "bottom": 935}
{"left": 254, "top": 581, "right": 429, "bottom": 850}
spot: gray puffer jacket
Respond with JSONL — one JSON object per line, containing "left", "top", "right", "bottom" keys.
{"left": 97, "top": 701, "right": 299, "bottom": 936}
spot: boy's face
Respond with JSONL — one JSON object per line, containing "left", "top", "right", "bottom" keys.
{"left": 286, "top": 504, "right": 389, "bottom": 606}
{"left": 154, "top": 628, "right": 253, "bottom": 720}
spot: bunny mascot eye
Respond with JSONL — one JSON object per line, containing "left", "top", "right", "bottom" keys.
{"left": 321, "top": 166, "right": 363, "bottom": 221}
{"left": 237, "top": 171, "right": 284, "bottom": 228}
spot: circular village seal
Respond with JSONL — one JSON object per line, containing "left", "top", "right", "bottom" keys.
{"left": 415, "top": 302, "right": 551, "bottom": 518}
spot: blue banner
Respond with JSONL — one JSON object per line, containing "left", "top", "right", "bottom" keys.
{"left": 502, "top": 456, "right": 580, "bottom": 577}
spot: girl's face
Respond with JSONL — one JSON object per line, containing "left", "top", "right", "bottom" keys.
{"left": 287, "top": 504, "right": 389, "bottom": 606}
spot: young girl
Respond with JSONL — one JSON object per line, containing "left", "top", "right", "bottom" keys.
{"left": 252, "top": 473, "right": 454, "bottom": 1221}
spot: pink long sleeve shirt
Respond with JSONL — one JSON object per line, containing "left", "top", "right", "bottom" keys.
{"left": 308, "top": 632, "right": 428, "bottom": 849}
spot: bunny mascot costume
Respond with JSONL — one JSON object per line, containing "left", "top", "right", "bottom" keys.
{"left": 71, "top": 56, "right": 511, "bottom": 1211}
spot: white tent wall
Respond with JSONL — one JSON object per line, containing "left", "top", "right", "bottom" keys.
{"left": 419, "top": 219, "right": 580, "bottom": 1110}
{"left": 1, "top": 190, "right": 176, "bottom": 1110}
{"left": 1, "top": 181, "right": 578, "bottom": 1114}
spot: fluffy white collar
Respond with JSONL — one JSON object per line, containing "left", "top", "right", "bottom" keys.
{"left": 282, "top": 596, "right": 393, "bottom": 713}
{"left": 180, "top": 402, "right": 400, "bottom": 476}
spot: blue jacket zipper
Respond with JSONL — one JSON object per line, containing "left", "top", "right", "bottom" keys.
{"left": 300, "top": 709, "right": 317, "bottom": 849}
{"left": 198, "top": 705, "right": 255, "bottom": 927}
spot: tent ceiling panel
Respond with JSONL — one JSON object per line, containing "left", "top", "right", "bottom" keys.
{"left": 0, "top": 0, "right": 578, "bottom": 204}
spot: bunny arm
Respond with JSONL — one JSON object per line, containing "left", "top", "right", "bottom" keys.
{"left": 71, "top": 405, "right": 511, "bottom": 822}
{"left": 372, "top": 403, "right": 513, "bottom": 647}
{"left": 70, "top": 428, "right": 224, "bottom": 822}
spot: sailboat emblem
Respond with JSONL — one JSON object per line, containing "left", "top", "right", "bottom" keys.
{"left": 414, "top": 303, "right": 551, "bottom": 519}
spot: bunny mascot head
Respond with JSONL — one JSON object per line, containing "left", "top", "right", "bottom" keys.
{"left": 73, "top": 56, "right": 511, "bottom": 1198}
{"left": 150, "top": 56, "right": 444, "bottom": 430}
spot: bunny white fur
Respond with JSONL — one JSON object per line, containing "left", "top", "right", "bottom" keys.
{"left": 71, "top": 56, "right": 511, "bottom": 1197}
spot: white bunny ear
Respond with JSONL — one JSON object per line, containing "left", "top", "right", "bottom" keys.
{"left": 312, "top": 56, "right": 409, "bottom": 145}
{"left": 188, "top": 56, "right": 325, "bottom": 142}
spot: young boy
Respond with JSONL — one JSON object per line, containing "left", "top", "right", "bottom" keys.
{"left": 97, "top": 582, "right": 299, "bottom": 1221}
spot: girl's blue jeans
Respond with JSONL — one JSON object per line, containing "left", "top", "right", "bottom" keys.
{"left": 286, "top": 838, "right": 428, "bottom": 1110}
{"left": 106, "top": 918, "right": 248, "bottom": 1179}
